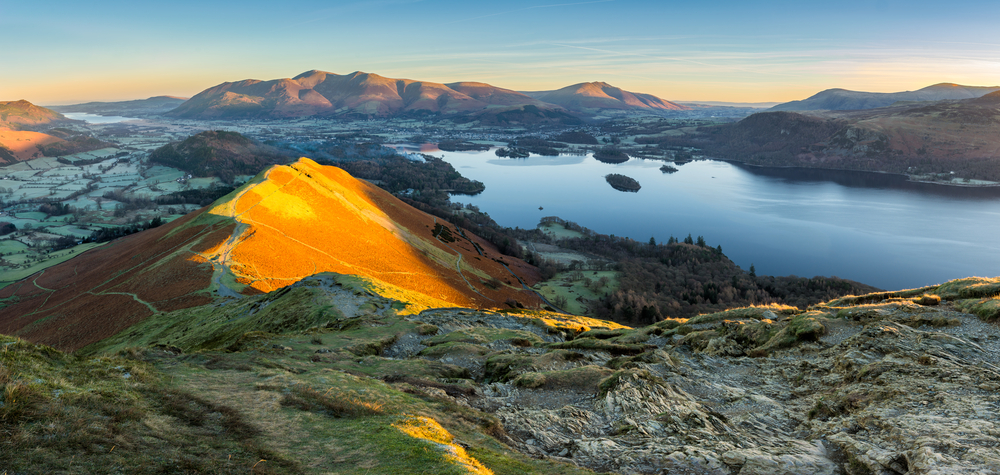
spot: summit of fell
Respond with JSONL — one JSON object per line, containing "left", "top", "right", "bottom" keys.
{"left": 771, "top": 83, "right": 1000, "bottom": 111}
{"left": 148, "top": 130, "right": 290, "bottom": 183}
{"left": 168, "top": 70, "right": 545, "bottom": 119}
{"left": 0, "top": 100, "right": 70, "bottom": 130}
{"left": 0, "top": 158, "right": 541, "bottom": 351}
{"left": 0, "top": 100, "right": 106, "bottom": 163}
{"left": 525, "top": 81, "right": 690, "bottom": 111}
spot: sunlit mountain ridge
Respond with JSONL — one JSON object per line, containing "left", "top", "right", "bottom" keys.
{"left": 0, "top": 158, "right": 542, "bottom": 352}
{"left": 167, "top": 70, "right": 687, "bottom": 119}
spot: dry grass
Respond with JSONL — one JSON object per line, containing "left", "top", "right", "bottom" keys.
{"left": 279, "top": 385, "right": 384, "bottom": 418}
{"left": 393, "top": 416, "right": 495, "bottom": 475}
{"left": 914, "top": 294, "right": 941, "bottom": 306}
{"left": 0, "top": 337, "right": 300, "bottom": 474}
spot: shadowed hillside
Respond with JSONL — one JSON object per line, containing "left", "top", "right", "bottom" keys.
{"left": 0, "top": 100, "right": 71, "bottom": 130}
{"left": 4, "top": 269, "right": 1000, "bottom": 473}
{"left": 771, "top": 83, "right": 1000, "bottom": 111}
{"left": 149, "top": 130, "right": 291, "bottom": 183}
{"left": 650, "top": 95, "right": 1000, "bottom": 182}
{"left": 49, "top": 96, "right": 187, "bottom": 116}
{"left": 0, "top": 101, "right": 98, "bottom": 163}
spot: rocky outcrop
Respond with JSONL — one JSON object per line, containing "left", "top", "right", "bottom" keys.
{"left": 407, "top": 279, "right": 1000, "bottom": 474}
{"left": 829, "top": 126, "right": 891, "bottom": 157}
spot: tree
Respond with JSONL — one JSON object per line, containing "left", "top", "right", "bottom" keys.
{"left": 649, "top": 236, "right": 656, "bottom": 246}
{"left": 749, "top": 264, "right": 756, "bottom": 277}
{"left": 684, "top": 234, "right": 694, "bottom": 245}
{"left": 697, "top": 235, "right": 706, "bottom": 247}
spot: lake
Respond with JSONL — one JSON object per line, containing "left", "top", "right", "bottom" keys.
{"left": 63, "top": 112, "right": 139, "bottom": 124}
{"left": 417, "top": 145, "right": 1000, "bottom": 291}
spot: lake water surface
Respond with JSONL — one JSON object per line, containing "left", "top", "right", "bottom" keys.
{"left": 421, "top": 146, "right": 1000, "bottom": 291}
{"left": 63, "top": 112, "right": 139, "bottom": 124}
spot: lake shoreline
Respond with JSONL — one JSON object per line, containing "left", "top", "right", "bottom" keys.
{"left": 435, "top": 147, "right": 1000, "bottom": 291}
{"left": 710, "top": 158, "right": 1000, "bottom": 188}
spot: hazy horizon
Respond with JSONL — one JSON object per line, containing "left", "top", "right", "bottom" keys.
{"left": 5, "top": 0, "right": 1000, "bottom": 104}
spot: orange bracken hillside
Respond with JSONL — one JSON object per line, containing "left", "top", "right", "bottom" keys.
{"left": 0, "top": 129, "right": 66, "bottom": 160}
{"left": 199, "top": 157, "right": 540, "bottom": 310}
{"left": 0, "top": 210, "right": 229, "bottom": 351}
{"left": 0, "top": 159, "right": 541, "bottom": 351}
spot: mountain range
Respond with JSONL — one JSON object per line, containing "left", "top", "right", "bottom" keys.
{"left": 49, "top": 96, "right": 188, "bottom": 116}
{"left": 0, "top": 100, "right": 110, "bottom": 163}
{"left": 770, "top": 83, "right": 1000, "bottom": 111}
{"left": 166, "top": 70, "right": 688, "bottom": 120}
{"left": 664, "top": 90, "right": 1000, "bottom": 181}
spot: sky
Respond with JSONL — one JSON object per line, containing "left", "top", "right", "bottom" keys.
{"left": 3, "top": 0, "right": 1000, "bottom": 105}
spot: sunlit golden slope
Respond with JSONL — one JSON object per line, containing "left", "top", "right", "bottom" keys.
{"left": 0, "top": 129, "right": 65, "bottom": 161}
{"left": 197, "top": 157, "right": 540, "bottom": 312}
{"left": 0, "top": 159, "right": 540, "bottom": 351}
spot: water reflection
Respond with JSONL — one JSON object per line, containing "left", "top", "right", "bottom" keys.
{"left": 63, "top": 113, "right": 139, "bottom": 124}
{"left": 731, "top": 162, "right": 1000, "bottom": 200}
{"left": 434, "top": 147, "right": 1000, "bottom": 290}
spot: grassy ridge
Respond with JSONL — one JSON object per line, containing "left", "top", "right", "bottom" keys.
{"left": 0, "top": 335, "right": 301, "bottom": 474}
{"left": 6, "top": 273, "right": 1000, "bottom": 473}
{"left": 2, "top": 274, "right": 606, "bottom": 474}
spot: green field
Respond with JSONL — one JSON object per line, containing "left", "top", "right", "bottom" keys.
{"left": 45, "top": 224, "right": 94, "bottom": 238}
{"left": 533, "top": 270, "right": 619, "bottom": 315}
{"left": 0, "top": 239, "right": 29, "bottom": 254}
{"left": 539, "top": 222, "right": 585, "bottom": 240}
{"left": 13, "top": 211, "right": 48, "bottom": 221}
{"left": 0, "top": 242, "right": 104, "bottom": 289}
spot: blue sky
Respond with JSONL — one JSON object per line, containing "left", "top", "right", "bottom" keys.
{"left": 3, "top": 0, "right": 999, "bottom": 104}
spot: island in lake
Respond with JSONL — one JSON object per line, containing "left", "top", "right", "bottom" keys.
{"left": 593, "top": 147, "right": 630, "bottom": 163}
{"left": 605, "top": 173, "right": 641, "bottom": 192}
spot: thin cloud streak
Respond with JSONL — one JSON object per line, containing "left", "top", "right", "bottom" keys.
{"left": 290, "top": 0, "right": 425, "bottom": 27}
{"left": 549, "top": 43, "right": 808, "bottom": 78}
{"left": 440, "top": 0, "right": 614, "bottom": 26}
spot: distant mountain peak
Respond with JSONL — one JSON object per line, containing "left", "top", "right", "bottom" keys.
{"left": 0, "top": 99, "right": 69, "bottom": 130}
{"left": 528, "top": 81, "right": 690, "bottom": 111}
{"left": 772, "top": 83, "right": 1000, "bottom": 111}
{"left": 293, "top": 69, "right": 333, "bottom": 79}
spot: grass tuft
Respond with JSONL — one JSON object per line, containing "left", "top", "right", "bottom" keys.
{"left": 280, "top": 385, "right": 384, "bottom": 418}
{"left": 914, "top": 294, "right": 941, "bottom": 306}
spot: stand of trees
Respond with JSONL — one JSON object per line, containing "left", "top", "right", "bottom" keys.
{"left": 84, "top": 217, "right": 163, "bottom": 244}
{"left": 593, "top": 147, "right": 629, "bottom": 164}
{"left": 332, "top": 155, "right": 484, "bottom": 208}
{"left": 149, "top": 131, "right": 289, "bottom": 184}
{"left": 553, "top": 131, "right": 599, "bottom": 145}
{"left": 39, "top": 202, "right": 72, "bottom": 217}
{"left": 540, "top": 219, "right": 879, "bottom": 324}
{"left": 438, "top": 141, "right": 491, "bottom": 152}
{"left": 605, "top": 174, "right": 641, "bottom": 192}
